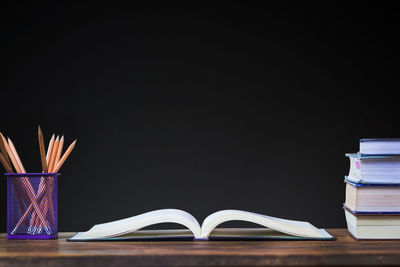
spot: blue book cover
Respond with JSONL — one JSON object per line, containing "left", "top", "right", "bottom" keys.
{"left": 361, "top": 138, "right": 400, "bottom": 142}
{"left": 345, "top": 153, "right": 400, "bottom": 159}
{"left": 343, "top": 205, "right": 400, "bottom": 215}
{"left": 344, "top": 177, "right": 400, "bottom": 187}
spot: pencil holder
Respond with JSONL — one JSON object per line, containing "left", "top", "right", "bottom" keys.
{"left": 6, "top": 173, "right": 58, "bottom": 239}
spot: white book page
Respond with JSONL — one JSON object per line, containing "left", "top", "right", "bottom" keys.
{"left": 200, "top": 210, "right": 329, "bottom": 239}
{"left": 361, "top": 141, "right": 400, "bottom": 155}
{"left": 70, "top": 209, "right": 201, "bottom": 240}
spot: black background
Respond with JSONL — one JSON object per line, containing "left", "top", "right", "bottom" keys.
{"left": 1, "top": 3, "right": 399, "bottom": 232}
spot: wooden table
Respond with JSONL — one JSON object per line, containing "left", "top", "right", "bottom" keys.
{"left": 1, "top": 229, "right": 400, "bottom": 266}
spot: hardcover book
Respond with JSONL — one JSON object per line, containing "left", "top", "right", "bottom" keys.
{"left": 345, "top": 153, "right": 400, "bottom": 184}
{"left": 345, "top": 179, "right": 400, "bottom": 212}
{"left": 360, "top": 138, "right": 400, "bottom": 155}
{"left": 68, "top": 209, "right": 334, "bottom": 241}
{"left": 344, "top": 207, "right": 400, "bottom": 239}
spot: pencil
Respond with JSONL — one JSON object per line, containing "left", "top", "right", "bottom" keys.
{"left": 0, "top": 152, "right": 13, "bottom": 173}
{"left": 8, "top": 138, "right": 26, "bottom": 173}
{"left": 54, "top": 135, "right": 64, "bottom": 171}
{"left": 40, "top": 135, "right": 59, "bottom": 229}
{"left": 48, "top": 136, "right": 59, "bottom": 173}
{"left": 1, "top": 135, "right": 22, "bottom": 173}
{"left": 38, "top": 126, "right": 48, "bottom": 172}
{"left": 53, "top": 140, "right": 77, "bottom": 173}
{"left": 0, "top": 132, "right": 11, "bottom": 168}
{"left": 46, "top": 134, "right": 55, "bottom": 165}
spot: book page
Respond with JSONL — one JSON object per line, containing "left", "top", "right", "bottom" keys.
{"left": 70, "top": 209, "right": 201, "bottom": 240}
{"left": 201, "top": 210, "right": 330, "bottom": 239}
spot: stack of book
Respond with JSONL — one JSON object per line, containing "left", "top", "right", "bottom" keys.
{"left": 344, "top": 138, "right": 400, "bottom": 239}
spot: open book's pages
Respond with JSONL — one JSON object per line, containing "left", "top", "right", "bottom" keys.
{"left": 345, "top": 209, "right": 400, "bottom": 239}
{"left": 68, "top": 209, "right": 333, "bottom": 241}
{"left": 360, "top": 138, "right": 400, "bottom": 155}
{"left": 346, "top": 153, "right": 400, "bottom": 184}
{"left": 345, "top": 180, "right": 400, "bottom": 212}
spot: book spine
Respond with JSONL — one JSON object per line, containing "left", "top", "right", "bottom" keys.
{"left": 348, "top": 157, "right": 361, "bottom": 182}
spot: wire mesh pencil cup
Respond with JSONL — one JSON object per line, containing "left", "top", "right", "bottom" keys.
{"left": 6, "top": 173, "right": 58, "bottom": 239}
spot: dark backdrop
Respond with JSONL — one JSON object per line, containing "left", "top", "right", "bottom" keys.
{"left": 1, "top": 3, "right": 399, "bottom": 232}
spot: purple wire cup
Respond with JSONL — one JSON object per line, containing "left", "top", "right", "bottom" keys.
{"left": 6, "top": 173, "right": 58, "bottom": 239}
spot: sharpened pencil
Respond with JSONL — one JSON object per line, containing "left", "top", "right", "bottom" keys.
{"left": 0, "top": 132, "right": 11, "bottom": 168}
{"left": 38, "top": 126, "right": 48, "bottom": 172}
{"left": 1, "top": 135, "right": 22, "bottom": 173}
{"left": 46, "top": 134, "right": 55, "bottom": 165}
{"left": 54, "top": 135, "right": 64, "bottom": 171}
{"left": 0, "top": 152, "right": 13, "bottom": 173}
{"left": 48, "top": 136, "right": 59, "bottom": 173}
{"left": 53, "top": 140, "right": 76, "bottom": 173}
{"left": 8, "top": 138, "right": 26, "bottom": 173}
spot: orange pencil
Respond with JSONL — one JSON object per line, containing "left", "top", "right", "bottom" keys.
{"left": 53, "top": 140, "right": 77, "bottom": 173}
{"left": 37, "top": 135, "right": 58, "bottom": 229}
{"left": 8, "top": 138, "right": 26, "bottom": 173}
{"left": 38, "top": 126, "right": 48, "bottom": 172}
{"left": 0, "top": 152, "right": 13, "bottom": 173}
{"left": 0, "top": 132, "right": 11, "bottom": 168}
{"left": 1, "top": 135, "right": 22, "bottom": 173}
{"left": 54, "top": 135, "right": 64, "bottom": 171}
{"left": 48, "top": 136, "right": 59, "bottom": 173}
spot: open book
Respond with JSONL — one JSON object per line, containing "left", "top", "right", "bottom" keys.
{"left": 68, "top": 209, "right": 333, "bottom": 241}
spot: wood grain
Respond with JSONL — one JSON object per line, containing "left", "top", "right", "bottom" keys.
{"left": 1, "top": 229, "right": 400, "bottom": 266}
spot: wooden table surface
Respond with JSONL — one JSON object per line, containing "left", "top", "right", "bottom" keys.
{"left": 1, "top": 229, "right": 400, "bottom": 266}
